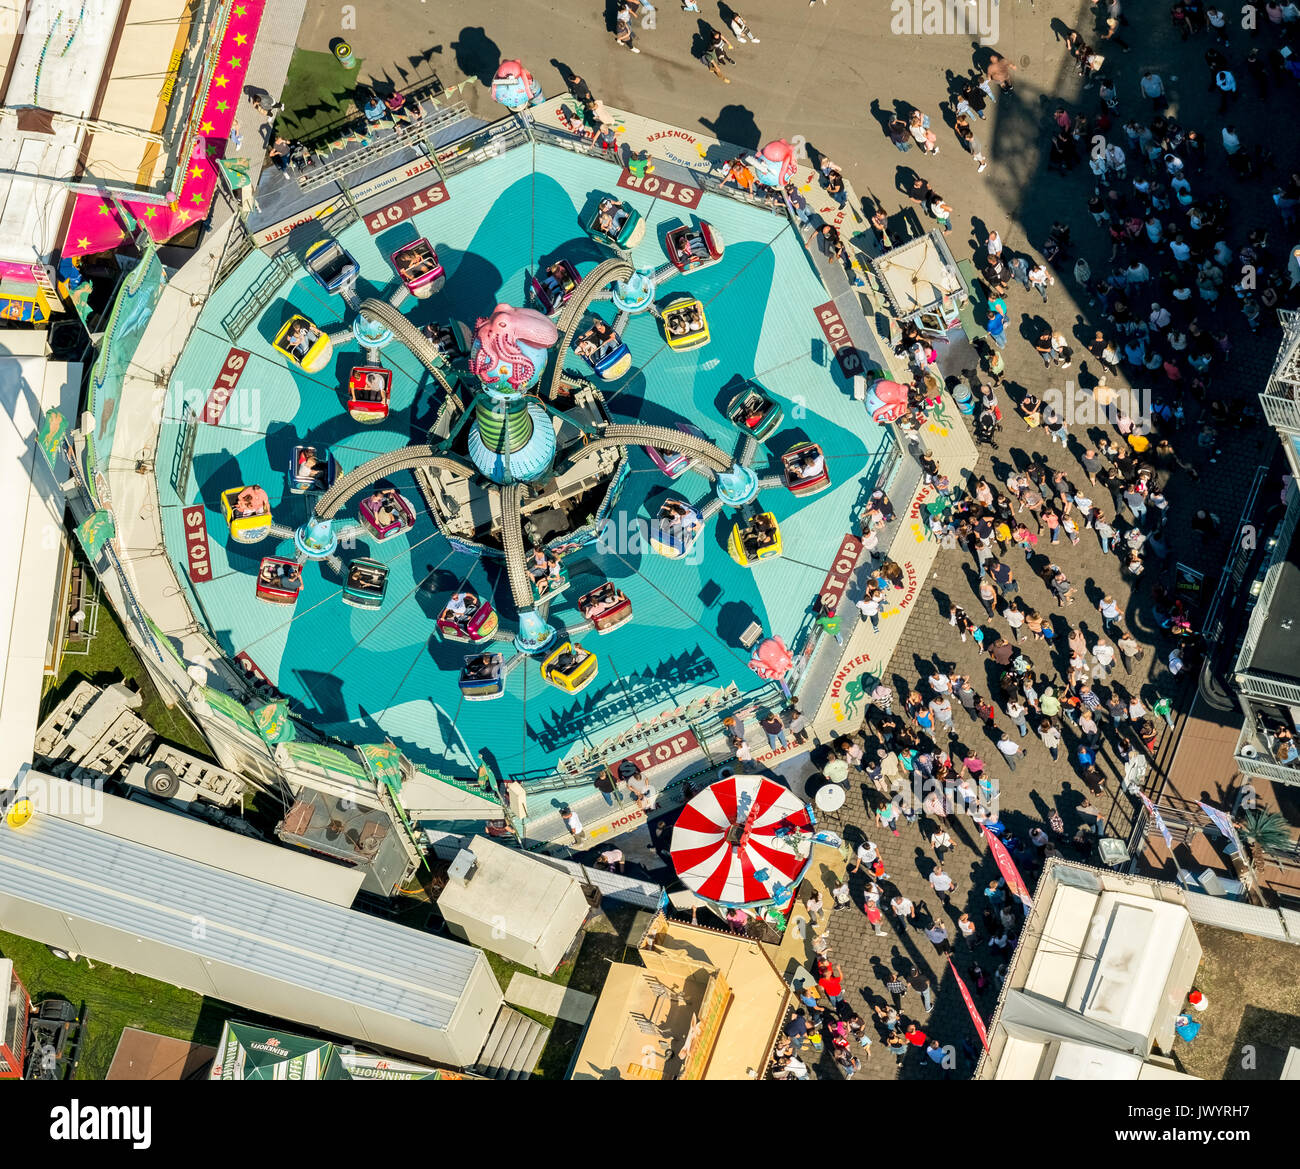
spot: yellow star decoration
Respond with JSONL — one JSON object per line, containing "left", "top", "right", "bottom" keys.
{"left": 214, "top": 74, "right": 228, "bottom": 88}
{"left": 215, "top": 99, "right": 229, "bottom": 112}
{"left": 227, "top": 56, "right": 242, "bottom": 68}
{"left": 200, "top": 120, "right": 214, "bottom": 133}
{"left": 234, "top": 32, "right": 247, "bottom": 45}
{"left": 190, "top": 165, "right": 203, "bottom": 178}
{"left": 76, "top": 237, "right": 90, "bottom": 250}
{"left": 177, "top": 209, "right": 192, "bottom": 222}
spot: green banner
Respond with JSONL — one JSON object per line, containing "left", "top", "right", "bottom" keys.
{"left": 218, "top": 157, "right": 252, "bottom": 189}
{"left": 358, "top": 742, "right": 403, "bottom": 792}
{"left": 74, "top": 509, "right": 116, "bottom": 560}
{"left": 252, "top": 701, "right": 296, "bottom": 744}
{"left": 37, "top": 407, "right": 70, "bottom": 470}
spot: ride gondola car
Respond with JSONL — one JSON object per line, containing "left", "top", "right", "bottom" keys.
{"left": 437, "top": 592, "right": 500, "bottom": 642}
{"left": 781, "top": 442, "right": 831, "bottom": 497}
{"left": 725, "top": 382, "right": 784, "bottom": 442}
{"left": 347, "top": 366, "right": 392, "bottom": 423}
{"left": 661, "top": 295, "right": 710, "bottom": 351}
{"left": 221, "top": 485, "right": 272, "bottom": 543}
{"left": 647, "top": 422, "right": 709, "bottom": 479}
{"left": 531, "top": 259, "right": 580, "bottom": 315}
{"left": 540, "top": 640, "right": 599, "bottom": 694}
{"left": 391, "top": 239, "right": 445, "bottom": 298}
{"left": 274, "top": 315, "right": 333, "bottom": 373}
{"left": 255, "top": 557, "right": 303, "bottom": 604}
{"left": 305, "top": 239, "right": 358, "bottom": 293}
{"left": 288, "top": 445, "right": 337, "bottom": 494}
{"left": 342, "top": 558, "right": 389, "bottom": 609}
{"left": 578, "top": 583, "right": 633, "bottom": 633}
{"left": 728, "top": 510, "right": 783, "bottom": 566}
{"left": 665, "top": 221, "right": 724, "bottom": 273}
{"left": 422, "top": 320, "right": 471, "bottom": 365}
{"left": 459, "top": 653, "right": 505, "bottom": 701}
{"left": 357, "top": 488, "right": 416, "bottom": 541}
{"left": 574, "top": 317, "right": 631, "bottom": 380}
{"left": 527, "top": 548, "right": 571, "bottom": 601}
{"left": 586, "top": 196, "right": 645, "bottom": 248}
{"left": 649, "top": 498, "right": 703, "bottom": 559}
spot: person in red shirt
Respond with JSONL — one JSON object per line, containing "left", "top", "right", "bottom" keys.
{"left": 818, "top": 962, "right": 845, "bottom": 1008}
{"left": 905, "top": 1022, "right": 928, "bottom": 1047}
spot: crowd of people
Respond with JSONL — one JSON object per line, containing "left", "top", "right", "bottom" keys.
{"left": 763, "top": 1, "right": 1300, "bottom": 1080}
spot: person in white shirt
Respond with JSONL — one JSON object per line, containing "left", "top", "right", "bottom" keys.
{"left": 561, "top": 806, "right": 584, "bottom": 840}
{"left": 1092, "top": 642, "right": 1116, "bottom": 674}
{"left": 890, "top": 894, "right": 915, "bottom": 924}
{"left": 928, "top": 671, "right": 951, "bottom": 695}
{"left": 996, "top": 734, "right": 1025, "bottom": 771}
{"left": 928, "top": 865, "right": 956, "bottom": 901}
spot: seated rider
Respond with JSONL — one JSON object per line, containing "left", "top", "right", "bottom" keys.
{"left": 686, "top": 307, "right": 703, "bottom": 331}
{"left": 795, "top": 449, "right": 825, "bottom": 481}
{"left": 445, "top": 590, "right": 477, "bottom": 621}
{"left": 668, "top": 313, "right": 688, "bottom": 337}
{"left": 235, "top": 488, "right": 265, "bottom": 518}
{"left": 286, "top": 322, "right": 319, "bottom": 359}
{"left": 398, "top": 247, "right": 433, "bottom": 280}
{"left": 369, "top": 489, "right": 399, "bottom": 528}
{"left": 466, "top": 654, "right": 500, "bottom": 680}
{"left": 356, "top": 371, "right": 387, "bottom": 403}
{"left": 297, "top": 448, "right": 324, "bottom": 482}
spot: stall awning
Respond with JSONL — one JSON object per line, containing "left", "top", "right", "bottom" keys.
{"left": 61, "top": 0, "right": 266, "bottom": 259}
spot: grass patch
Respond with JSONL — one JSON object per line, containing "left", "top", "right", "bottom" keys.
{"left": 0, "top": 930, "right": 240, "bottom": 1080}
{"left": 276, "top": 47, "right": 364, "bottom": 141}
{"left": 41, "top": 574, "right": 211, "bottom": 760}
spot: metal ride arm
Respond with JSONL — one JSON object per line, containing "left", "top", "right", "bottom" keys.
{"left": 577, "top": 423, "right": 734, "bottom": 474}
{"left": 498, "top": 481, "right": 538, "bottom": 611}
{"left": 357, "top": 297, "right": 456, "bottom": 398}
{"left": 547, "top": 257, "right": 635, "bottom": 402}
{"left": 316, "top": 445, "right": 475, "bottom": 519}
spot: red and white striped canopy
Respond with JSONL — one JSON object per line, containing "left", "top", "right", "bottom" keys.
{"left": 670, "top": 774, "right": 814, "bottom": 908}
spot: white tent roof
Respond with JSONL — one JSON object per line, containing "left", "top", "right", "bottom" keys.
{"left": 0, "top": 334, "right": 80, "bottom": 788}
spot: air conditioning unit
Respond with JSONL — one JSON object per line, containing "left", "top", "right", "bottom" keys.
{"left": 447, "top": 848, "right": 478, "bottom": 885}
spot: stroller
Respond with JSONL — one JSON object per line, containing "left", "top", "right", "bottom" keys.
{"left": 974, "top": 408, "right": 1001, "bottom": 449}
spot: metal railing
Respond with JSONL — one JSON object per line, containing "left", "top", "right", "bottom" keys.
{"left": 297, "top": 100, "right": 472, "bottom": 193}
{"left": 221, "top": 251, "right": 296, "bottom": 341}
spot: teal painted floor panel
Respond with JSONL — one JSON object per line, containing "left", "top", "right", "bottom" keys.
{"left": 159, "top": 143, "right": 891, "bottom": 779}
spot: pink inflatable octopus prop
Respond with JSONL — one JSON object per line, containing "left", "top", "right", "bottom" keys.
{"left": 865, "top": 378, "right": 910, "bottom": 424}
{"left": 748, "top": 636, "right": 793, "bottom": 681}
{"left": 470, "top": 304, "right": 559, "bottom": 391}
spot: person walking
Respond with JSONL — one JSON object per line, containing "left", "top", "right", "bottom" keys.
{"left": 614, "top": 2, "right": 641, "bottom": 52}
{"left": 1040, "top": 720, "right": 1062, "bottom": 762}
{"left": 928, "top": 864, "right": 957, "bottom": 903}
{"left": 1028, "top": 263, "right": 1054, "bottom": 302}
{"left": 1006, "top": 698, "right": 1030, "bottom": 738}
{"left": 890, "top": 892, "right": 916, "bottom": 928}
{"left": 728, "top": 9, "right": 759, "bottom": 41}
{"left": 996, "top": 732, "right": 1026, "bottom": 772}
{"left": 1098, "top": 594, "right": 1122, "bottom": 634}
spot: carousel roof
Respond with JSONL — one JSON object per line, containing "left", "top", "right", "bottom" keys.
{"left": 669, "top": 773, "right": 813, "bottom": 908}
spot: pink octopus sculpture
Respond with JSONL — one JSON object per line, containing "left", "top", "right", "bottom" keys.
{"left": 469, "top": 304, "right": 559, "bottom": 391}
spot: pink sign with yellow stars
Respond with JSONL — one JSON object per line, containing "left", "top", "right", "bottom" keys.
{"left": 62, "top": 1, "right": 266, "bottom": 259}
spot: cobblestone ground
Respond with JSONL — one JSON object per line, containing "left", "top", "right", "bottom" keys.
{"left": 784, "top": 18, "right": 1288, "bottom": 1080}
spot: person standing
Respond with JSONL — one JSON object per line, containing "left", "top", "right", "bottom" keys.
{"left": 818, "top": 961, "right": 845, "bottom": 1008}
{"left": 560, "top": 805, "right": 584, "bottom": 841}
{"left": 925, "top": 921, "right": 952, "bottom": 955}
{"left": 884, "top": 970, "right": 909, "bottom": 1008}
{"left": 787, "top": 703, "right": 810, "bottom": 745}
{"left": 890, "top": 892, "right": 916, "bottom": 928}
{"left": 907, "top": 966, "right": 934, "bottom": 1012}
{"left": 760, "top": 711, "right": 789, "bottom": 751}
